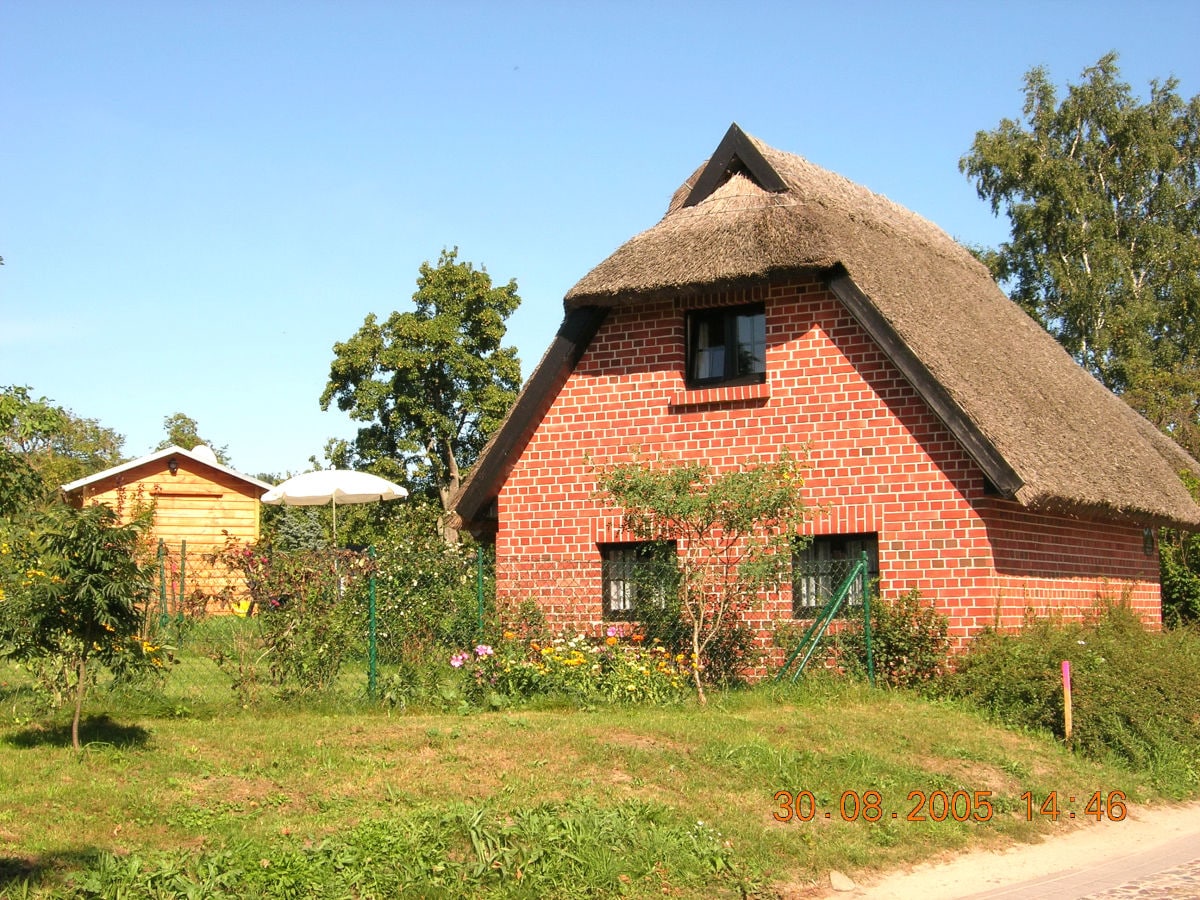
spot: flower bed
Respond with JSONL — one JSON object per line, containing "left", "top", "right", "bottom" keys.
{"left": 451, "top": 626, "right": 696, "bottom": 706}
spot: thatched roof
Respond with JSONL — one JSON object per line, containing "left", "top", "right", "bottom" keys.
{"left": 457, "top": 124, "right": 1200, "bottom": 530}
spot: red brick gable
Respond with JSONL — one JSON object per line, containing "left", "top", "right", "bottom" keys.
{"left": 494, "top": 278, "right": 1159, "bottom": 649}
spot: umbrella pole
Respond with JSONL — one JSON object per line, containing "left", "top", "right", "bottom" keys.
{"left": 332, "top": 498, "right": 342, "bottom": 600}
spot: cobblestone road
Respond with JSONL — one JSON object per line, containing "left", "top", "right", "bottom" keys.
{"left": 1086, "top": 856, "right": 1200, "bottom": 899}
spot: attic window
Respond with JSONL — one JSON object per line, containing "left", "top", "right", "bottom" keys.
{"left": 685, "top": 304, "right": 766, "bottom": 388}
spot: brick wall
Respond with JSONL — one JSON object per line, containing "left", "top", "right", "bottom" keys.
{"left": 495, "top": 278, "right": 1160, "bottom": 657}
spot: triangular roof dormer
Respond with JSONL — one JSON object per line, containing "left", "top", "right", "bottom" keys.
{"left": 681, "top": 122, "right": 788, "bottom": 207}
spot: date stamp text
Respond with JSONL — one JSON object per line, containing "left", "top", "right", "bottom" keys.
{"left": 772, "top": 789, "right": 1128, "bottom": 823}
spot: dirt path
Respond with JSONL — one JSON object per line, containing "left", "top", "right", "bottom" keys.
{"left": 813, "top": 799, "right": 1200, "bottom": 899}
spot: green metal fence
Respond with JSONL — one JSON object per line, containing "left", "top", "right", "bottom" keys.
{"left": 6, "top": 543, "right": 874, "bottom": 716}
{"left": 776, "top": 551, "right": 875, "bottom": 685}
{"left": 128, "top": 541, "right": 492, "bottom": 710}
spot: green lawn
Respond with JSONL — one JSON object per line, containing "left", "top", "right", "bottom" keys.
{"left": 0, "top": 675, "right": 1165, "bottom": 898}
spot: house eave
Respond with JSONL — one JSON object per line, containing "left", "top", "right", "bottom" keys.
{"left": 454, "top": 307, "right": 609, "bottom": 536}
{"left": 826, "top": 267, "right": 1025, "bottom": 501}
{"left": 61, "top": 445, "right": 274, "bottom": 497}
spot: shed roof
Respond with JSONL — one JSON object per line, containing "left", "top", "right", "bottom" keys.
{"left": 456, "top": 124, "right": 1200, "bottom": 530}
{"left": 62, "top": 445, "right": 274, "bottom": 496}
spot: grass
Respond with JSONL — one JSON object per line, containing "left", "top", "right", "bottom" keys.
{"left": 0, "top": 673, "right": 1173, "bottom": 898}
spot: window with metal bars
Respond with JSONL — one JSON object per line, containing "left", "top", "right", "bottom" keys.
{"left": 600, "top": 542, "right": 677, "bottom": 621}
{"left": 792, "top": 534, "right": 879, "bottom": 617}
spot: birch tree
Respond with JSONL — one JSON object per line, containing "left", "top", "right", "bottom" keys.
{"left": 961, "top": 52, "right": 1200, "bottom": 452}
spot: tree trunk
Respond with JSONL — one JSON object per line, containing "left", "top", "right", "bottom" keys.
{"left": 437, "top": 437, "right": 462, "bottom": 544}
{"left": 691, "top": 626, "right": 707, "bottom": 706}
{"left": 72, "top": 656, "right": 87, "bottom": 751}
{"left": 436, "top": 485, "right": 460, "bottom": 545}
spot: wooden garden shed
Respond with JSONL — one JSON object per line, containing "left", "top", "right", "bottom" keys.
{"left": 62, "top": 444, "right": 274, "bottom": 613}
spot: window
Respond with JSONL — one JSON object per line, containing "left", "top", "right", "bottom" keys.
{"left": 600, "top": 542, "right": 677, "bottom": 621}
{"left": 686, "top": 304, "right": 766, "bottom": 387}
{"left": 792, "top": 534, "right": 879, "bottom": 617}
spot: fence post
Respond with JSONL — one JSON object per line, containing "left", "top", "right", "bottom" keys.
{"left": 861, "top": 550, "right": 876, "bottom": 687}
{"left": 178, "top": 539, "right": 187, "bottom": 625}
{"left": 476, "top": 546, "right": 485, "bottom": 640}
{"left": 157, "top": 539, "right": 168, "bottom": 627}
{"left": 859, "top": 549, "right": 878, "bottom": 691}
{"left": 368, "top": 545, "right": 377, "bottom": 700}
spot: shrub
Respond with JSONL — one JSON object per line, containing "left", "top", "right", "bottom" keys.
{"left": 833, "top": 588, "right": 949, "bottom": 689}
{"left": 371, "top": 502, "right": 489, "bottom": 659}
{"left": 1, "top": 504, "right": 165, "bottom": 748}
{"left": 947, "top": 606, "right": 1200, "bottom": 797}
{"left": 211, "top": 539, "right": 373, "bottom": 696}
{"left": 592, "top": 450, "right": 811, "bottom": 703}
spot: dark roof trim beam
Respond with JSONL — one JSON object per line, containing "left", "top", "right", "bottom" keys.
{"left": 454, "top": 306, "right": 610, "bottom": 527}
{"left": 827, "top": 267, "right": 1024, "bottom": 500}
{"left": 682, "top": 122, "right": 788, "bottom": 207}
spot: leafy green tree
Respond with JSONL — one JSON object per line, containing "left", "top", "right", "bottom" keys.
{"left": 156, "top": 412, "right": 231, "bottom": 464}
{"left": 593, "top": 450, "right": 810, "bottom": 703}
{"left": 1, "top": 504, "right": 159, "bottom": 749}
{"left": 960, "top": 52, "right": 1200, "bottom": 453}
{"left": 321, "top": 248, "right": 522, "bottom": 531}
{"left": 0, "top": 386, "right": 59, "bottom": 516}
{"left": 262, "top": 505, "right": 327, "bottom": 552}
{"left": 38, "top": 413, "right": 126, "bottom": 489}
{"left": 0, "top": 385, "right": 125, "bottom": 512}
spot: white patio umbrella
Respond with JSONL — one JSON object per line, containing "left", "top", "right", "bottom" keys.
{"left": 261, "top": 469, "right": 408, "bottom": 543}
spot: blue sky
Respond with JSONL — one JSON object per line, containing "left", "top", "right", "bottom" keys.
{"left": 4, "top": 1, "right": 1199, "bottom": 479}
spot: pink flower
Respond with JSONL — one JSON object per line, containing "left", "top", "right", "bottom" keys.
{"left": 475, "top": 644, "right": 494, "bottom": 657}
{"left": 450, "top": 652, "right": 470, "bottom": 668}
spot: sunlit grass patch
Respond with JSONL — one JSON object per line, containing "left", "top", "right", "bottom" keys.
{"left": 0, "top": 677, "right": 1183, "bottom": 898}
